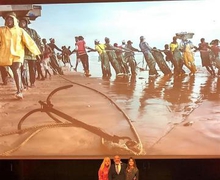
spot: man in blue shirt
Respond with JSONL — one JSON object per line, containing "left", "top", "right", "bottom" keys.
{"left": 139, "top": 36, "right": 158, "bottom": 76}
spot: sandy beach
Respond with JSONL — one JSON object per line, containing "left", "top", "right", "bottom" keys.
{"left": 0, "top": 64, "right": 220, "bottom": 158}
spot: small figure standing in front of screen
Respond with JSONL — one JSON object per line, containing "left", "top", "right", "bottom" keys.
{"left": 108, "top": 155, "right": 127, "bottom": 180}
{"left": 98, "top": 157, "right": 111, "bottom": 180}
{"left": 125, "top": 157, "right": 139, "bottom": 180}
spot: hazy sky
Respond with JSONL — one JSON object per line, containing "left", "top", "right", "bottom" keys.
{"left": 0, "top": 0, "right": 219, "bottom": 51}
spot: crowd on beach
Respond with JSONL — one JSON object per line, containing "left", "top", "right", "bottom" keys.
{"left": 98, "top": 155, "right": 139, "bottom": 180}
{"left": 1, "top": 11, "right": 220, "bottom": 100}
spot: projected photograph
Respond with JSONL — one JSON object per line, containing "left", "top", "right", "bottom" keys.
{"left": 0, "top": 1, "right": 220, "bottom": 158}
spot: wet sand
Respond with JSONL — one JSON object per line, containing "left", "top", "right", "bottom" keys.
{"left": 0, "top": 65, "right": 220, "bottom": 158}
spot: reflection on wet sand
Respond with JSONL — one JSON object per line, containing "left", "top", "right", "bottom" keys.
{"left": 102, "top": 75, "right": 137, "bottom": 106}
{"left": 163, "top": 75, "right": 201, "bottom": 123}
{"left": 110, "top": 76, "right": 136, "bottom": 97}
{"left": 138, "top": 75, "right": 172, "bottom": 120}
{"left": 200, "top": 76, "right": 220, "bottom": 101}
{"left": 101, "top": 71, "right": 207, "bottom": 126}
{"left": 101, "top": 70, "right": 220, "bottom": 151}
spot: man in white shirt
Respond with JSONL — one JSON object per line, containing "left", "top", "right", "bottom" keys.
{"left": 108, "top": 155, "right": 127, "bottom": 180}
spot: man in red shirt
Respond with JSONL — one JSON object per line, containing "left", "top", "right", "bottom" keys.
{"left": 75, "top": 36, "right": 92, "bottom": 77}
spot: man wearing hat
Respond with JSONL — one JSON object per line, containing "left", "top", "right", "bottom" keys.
{"left": 104, "top": 37, "right": 124, "bottom": 77}
{"left": 72, "top": 36, "right": 80, "bottom": 71}
{"left": 139, "top": 36, "right": 159, "bottom": 76}
{"left": 113, "top": 42, "right": 130, "bottom": 76}
{"left": 124, "top": 40, "right": 140, "bottom": 75}
{"left": 94, "top": 39, "right": 111, "bottom": 78}
{"left": 74, "top": 35, "right": 92, "bottom": 77}
{"left": 48, "top": 38, "right": 64, "bottom": 75}
{"left": 19, "top": 16, "right": 43, "bottom": 87}
{"left": 0, "top": 12, "right": 41, "bottom": 99}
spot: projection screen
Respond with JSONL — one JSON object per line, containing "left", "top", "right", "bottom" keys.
{"left": 0, "top": 0, "right": 220, "bottom": 159}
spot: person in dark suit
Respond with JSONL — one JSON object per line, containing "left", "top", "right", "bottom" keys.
{"left": 108, "top": 155, "right": 127, "bottom": 180}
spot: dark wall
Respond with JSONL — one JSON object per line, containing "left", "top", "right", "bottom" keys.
{"left": 1, "top": 159, "right": 220, "bottom": 180}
